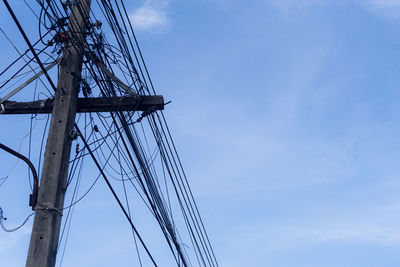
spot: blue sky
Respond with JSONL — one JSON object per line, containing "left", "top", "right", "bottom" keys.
{"left": 1, "top": 0, "right": 400, "bottom": 266}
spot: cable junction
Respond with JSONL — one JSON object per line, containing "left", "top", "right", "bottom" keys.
{"left": 0, "top": 1, "right": 219, "bottom": 266}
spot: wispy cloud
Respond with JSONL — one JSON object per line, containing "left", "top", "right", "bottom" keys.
{"left": 267, "top": 0, "right": 400, "bottom": 18}
{"left": 370, "top": 0, "right": 400, "bottom": 8}
{"left": 365, "top": 0, "right": 400, "bottom": 17}
{"left": 129, "top": 0, "right": 168, "bottom": 31}
{"left": 218, "top": 202, "right": 400, "bottom": 265}
{"left": 268, "top": 0, "right": 326, "bottom": 11}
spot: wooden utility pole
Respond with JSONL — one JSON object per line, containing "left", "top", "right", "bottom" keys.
{"left": 25, "top": 1, "right": 92, "bottom": 266}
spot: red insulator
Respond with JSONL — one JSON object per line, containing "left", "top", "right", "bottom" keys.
{"left": 55, "top": 32, "right": 69, "bottom": 43}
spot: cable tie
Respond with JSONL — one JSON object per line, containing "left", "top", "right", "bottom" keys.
{"left": 36, "top": 202, "right": 63, "bottom": 217}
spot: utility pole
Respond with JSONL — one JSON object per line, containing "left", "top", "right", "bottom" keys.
{"left": 25, "top": 1, "right": 92, "bottom": 266}
{"left": 0, "top": 1, "right": 164, "bottom": 266}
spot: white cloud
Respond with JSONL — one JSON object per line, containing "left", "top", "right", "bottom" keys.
{"left": 219, "top": 213, "right": 400, "bottom": 266}
{"left": 370, "top": 0, "right": 400, "bottom": 7}
{"left": 129, "top": 0, "right": 168, "bottom": 31}
{"left": 267, "top": 0, "right": 400, "bottom": 18}
{"left": 366, "top": 0, "right": 400, "bottom": 17}
{"left": 221, "top": 202, "right": 400, "bottom": 265}
{"left": 269, "top": 0, "right": 326, "bottom": 10}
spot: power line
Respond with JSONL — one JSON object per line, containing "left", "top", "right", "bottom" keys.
{"left": 75, "top": 123, "right": 159, "bottom": 266}
{"left": 0, "top": 1, "right": 219, "bottom": 265}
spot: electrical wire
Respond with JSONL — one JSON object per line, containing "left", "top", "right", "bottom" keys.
{"left": 1, "top": 1, "right": 219, "bottom": 266}
{"left": 0, "top": 207, "right": 34, "bottom": 233}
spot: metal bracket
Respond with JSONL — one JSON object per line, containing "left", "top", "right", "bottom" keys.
{"left": 0, "top": 143, "right": 39, "bottom": 210}
{"left": 0, "top": 59, "right": 60, "bottom": 104}
{"left": 69, "top": 129, "right": 78, "bottom": 140}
